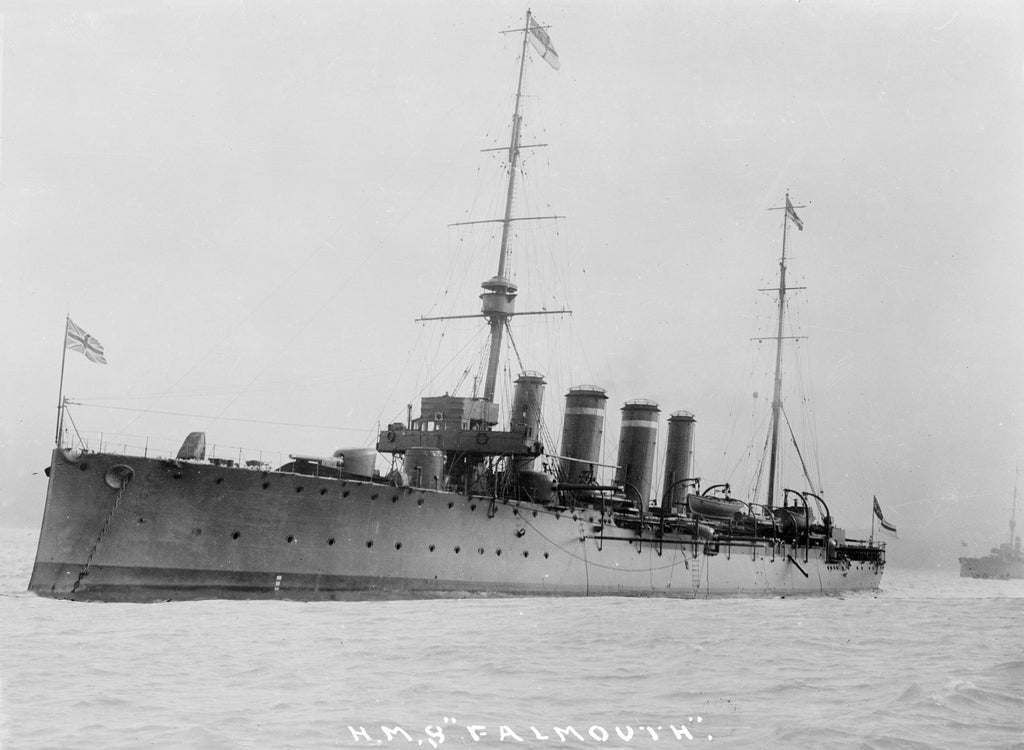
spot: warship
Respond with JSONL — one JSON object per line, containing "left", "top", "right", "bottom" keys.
{"left": 959, "top": 471, "right": 1023, "bottom": 579}
{"left": 30, "top": 11, "right": 886, "bottom": 602}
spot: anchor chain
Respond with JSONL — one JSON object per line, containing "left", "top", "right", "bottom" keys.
{"left": 70, "top": 484, "right": 127, "bottom": 595}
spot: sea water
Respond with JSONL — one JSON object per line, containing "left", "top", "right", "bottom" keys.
{"left": 0, "top": 526, "right": 1021, "bottom": 750}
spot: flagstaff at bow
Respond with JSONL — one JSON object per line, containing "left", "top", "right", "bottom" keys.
{"left": 54, "top": 316, "right": 106, "bottom": 446}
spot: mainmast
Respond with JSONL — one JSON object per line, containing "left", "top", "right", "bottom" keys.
{"left": 478, "top": 10, "right": 533, "bottom": 403}
{"left": 765, "top": 193, "right": 805, "bottom": 508}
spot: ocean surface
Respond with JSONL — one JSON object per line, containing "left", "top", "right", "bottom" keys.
{"left": 1, "top": 527, "right": 1021, "bottom": 750}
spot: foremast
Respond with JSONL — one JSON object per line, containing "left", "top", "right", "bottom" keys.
{"left": 377, "top": 11, "right": 565, "bottom": 490}
{"left": 416, "top": 9, "right": 564, "bottom": 405}
{"left": 479, "top": 9, "right": 532, "bottom": 402}
{"left": 477, "top": 9, "right": 569, "bottom": 402}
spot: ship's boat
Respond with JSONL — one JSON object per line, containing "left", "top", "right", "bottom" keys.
{"left": 687, "top": 486, "right": 746, "bottom": 520}
{"left": 959, "top": 470, "right": 1024, "bottom": 579}
{"left": 29, "top": 11, "right": 887, "bottom": 602}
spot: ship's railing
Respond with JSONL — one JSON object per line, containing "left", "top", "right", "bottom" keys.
{"left": 64, "top": 430, "right": 287, "bottom": 470}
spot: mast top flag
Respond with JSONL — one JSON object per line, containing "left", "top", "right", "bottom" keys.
{"left": 528, "top": 17, "right": 560, "bottom": 70}
{"left": 785, "top": 195, "right": 804, "bottom": 231}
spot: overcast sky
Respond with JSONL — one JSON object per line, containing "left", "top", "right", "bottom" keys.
{"left": 2, "top": 0, "right": 1022, "bottom": 568}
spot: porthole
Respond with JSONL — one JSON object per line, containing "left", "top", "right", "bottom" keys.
{"left": 328, "top": 538, "right": 335, "bottom": 546}
{"left": 495, "top": 549, "right": 502, "bottom": 556}
{"left": 137, "top": 517, "right": 146, "bottom": 524}
{"left": 428, "top": 544, "right": 436, "bottom": 552}
{"left": 79, "top": 463, "right": 89, "bottom": 471}
{"left": 286, "top": 535, "right": 295, "bottom": 543}
{"left": 215, "top": 477, "right": 224, "bottom": 485}
{"left": 543, "top": 552, "right": 549, "bottom": 559}
{"left": 262, "top": 482, "right": 271, "bottom": 489}
{"left": 191, "top": 528, "right": 202, "bottom": 536}
{"left": 417, "top": 498, "right": 424, "bottom": 506}
{"left": 232, "top": 531, "right": 240, "bottom": 540}
{"left": 470, "top": 504, "right": 477, "bottom": 511}
{"left": 320, "top": 488, "right": 327, "bottom": 495}
{"left": 366, "top": 540, "right": 374, "bottom": 548}
{"left": 478, "top": 547, "right": 485, "bottom": 555}
{"left": 371, "top": 493, "right": 379, "bottom": 500}
{"left": 522, "top": 551, "right": 529, "bottom": 558}
{"left": 513, "top": 508, "right": 519, "bottom": 516}
{"left": 343, "top": 490, "right": 351, "bottom": 498}
{"left": 532, "top": 510, "right": 538, "bottom": 517}
{"left": 392, "top": 496, "right": 398, "bottom": 503}
{"left": 448, "top": 501, "right": 454, "bottom": 509}
{"left": 454, "top": 546, "right": 461, "bottom": 554}
{"left": 295, "top": 486, "right": 304, "bottom": 493}
{"left": 395, "top": 542, "right": 403, "bottom": 550}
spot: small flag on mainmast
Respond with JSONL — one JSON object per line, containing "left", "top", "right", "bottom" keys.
{"left": 786, "top": 195, "right": 804, "bottom": 231}
{"left": 66, "top": 318, "right": 107, "bottom": 364}
{"left": 528, "top": 18, "right": 560, "bottom": 70}
{"left": 873, "top": 496, "right": 897, "bottom": 537}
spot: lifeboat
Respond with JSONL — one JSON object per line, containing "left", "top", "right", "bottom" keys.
{"left": 687, "top": 486, "right": 747, "bottom": 520}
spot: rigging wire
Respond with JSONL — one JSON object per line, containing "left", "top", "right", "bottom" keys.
{"left": 67, "top": 401, "right": 367, "bottom": 432}
{"left": 75, "top": 364, "right": 408, "bottom": 403}
{"left": 782, "top": 404, "right": 818, "bottom": 494}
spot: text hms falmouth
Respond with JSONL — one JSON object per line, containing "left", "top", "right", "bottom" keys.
{"left": 30, "top": 11, "right": 887, "bottom": 602}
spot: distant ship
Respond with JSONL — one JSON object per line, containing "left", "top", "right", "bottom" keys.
{"left": 959, "top": 471, "right": 1023, "bottom": 579}
{"left": 29, "top": 11, "right": 886, "bottom": 602}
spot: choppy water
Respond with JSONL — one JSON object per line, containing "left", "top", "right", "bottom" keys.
{"left": 1, "top": 527, "right": 1021, "bottom": 749}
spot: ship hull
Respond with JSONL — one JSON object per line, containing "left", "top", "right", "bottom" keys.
{"left": 959, "top": 556, "right": 1024, "bottom": 580}
{"left": 30, "top": 449, "right": 884, "bottom": 602}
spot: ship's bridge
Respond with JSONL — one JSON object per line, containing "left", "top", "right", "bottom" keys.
{"left": 376, "top": 393, "right": 541, "bottom": 457}
{"left": 417, "top": 395, "right": 500, "bottom": 431}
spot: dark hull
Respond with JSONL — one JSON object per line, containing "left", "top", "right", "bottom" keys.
{"left": 959, "top": 556, "right": 1024, "bottom": 580}
{"left": 30, "top": 449, "right": 885, "bottom": 602}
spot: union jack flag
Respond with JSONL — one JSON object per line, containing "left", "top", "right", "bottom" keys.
{"left": 66, "top": 318, "right": 106, "bottom": 364}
